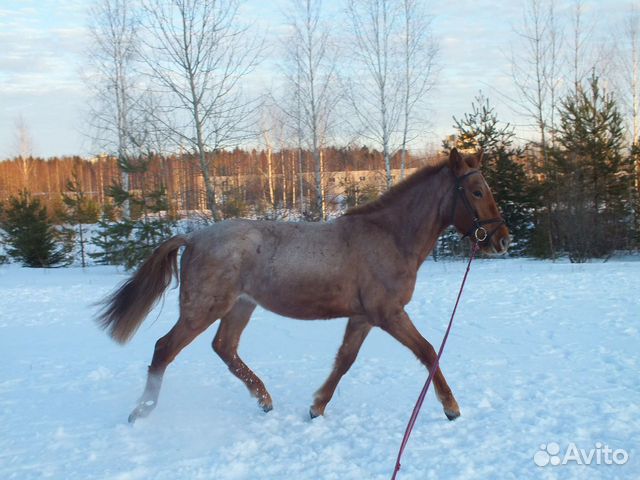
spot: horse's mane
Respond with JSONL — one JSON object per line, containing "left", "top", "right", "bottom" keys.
{"left": 344, "top": 158, "right": 448, "bottom": 216}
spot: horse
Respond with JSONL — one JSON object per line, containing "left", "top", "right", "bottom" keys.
{"left": 97, "top": 148, "right": 510, "bottom": 424}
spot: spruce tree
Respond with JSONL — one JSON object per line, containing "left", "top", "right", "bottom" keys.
{"left": 450, "top": 93, "right": 534, "bottom": 254}
{"left": 1, "top": 191, "right": 68, "bottom": 267}
{"left": 91, "top": 155, "right": 175, "bottom": 270}
{"left": 551, "top": 74, "right": 631, "bottom": 261}
{"left": 61, "top": 171, "right": 100, "bottom": 267}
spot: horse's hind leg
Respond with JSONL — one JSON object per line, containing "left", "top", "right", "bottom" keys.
{"left": 128, "top": 318, "right": 212, "bottom": 423}
{"left": 310, "top": 316, "right": 371, "bottom": 418}
{"left": 127, "top": 286, "right": 237, "bottom": 423}
{"left": 381, "top": 310, "right": 461, "bottom": 421}
{"left": 212, "top": 298, "right": 273, "bottom": 412}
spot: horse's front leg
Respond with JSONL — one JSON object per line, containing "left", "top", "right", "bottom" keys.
{"left": 380, "top": 310, "right": 460, "bottom": 421}
{"left": 310, "top": 315, "right": 372, "bottom": 418}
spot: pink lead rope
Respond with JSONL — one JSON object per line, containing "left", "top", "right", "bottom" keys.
{"left": 391, "top": 241, "right": 480, "bottom": 480}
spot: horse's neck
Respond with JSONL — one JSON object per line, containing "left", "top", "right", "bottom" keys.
{"left": 371, "top": 167, "right": 454, "bottom": 264}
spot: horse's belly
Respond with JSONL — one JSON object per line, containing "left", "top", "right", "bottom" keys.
{"left": 246, "top": 278, "right": 360, "bottom": 320}
{"left": 259, "top": 298, "right": 352, "bottom": 319}
{"left": 239, "top": 228, "right": 362, "bottom": 319}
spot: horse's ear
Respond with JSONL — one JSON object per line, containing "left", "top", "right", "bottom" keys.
{"left": 465, "top": 149, "right": 483, "bottom": 169}
{"left": 449, "top": 148, "right": 465, "bottom": 175}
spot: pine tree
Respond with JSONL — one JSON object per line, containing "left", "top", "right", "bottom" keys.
{"left": 1, "top": 191, "right": 68, "bottom": 267}
{"left": 61, "top": 171, "right": 100, "bottom": 267}
{"left": 91, "top": 212, "right": 135, "bottom": 267}
{"left": 450, "top": 93, "right": 535, "bottom": 254}
{"left": 550, "top": 74, "right": 632, "bottom": 261}
{"left": 90, "top": 155, "right": 175, "bottom": 270}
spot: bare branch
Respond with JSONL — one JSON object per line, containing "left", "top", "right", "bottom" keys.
{"left": 137, "top": 0, "right": 263, "bottom": 219}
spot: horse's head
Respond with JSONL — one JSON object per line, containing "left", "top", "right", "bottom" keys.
{"left": 448, "top": 148, "right": 510, "bottom": 255}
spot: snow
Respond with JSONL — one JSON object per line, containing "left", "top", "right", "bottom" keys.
{"left": 1, "top": 258, "right": 638, "bottom": 479}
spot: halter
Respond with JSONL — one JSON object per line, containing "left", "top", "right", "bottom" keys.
{"left": 451, "top": 170, "right": 505, "bottom": 243}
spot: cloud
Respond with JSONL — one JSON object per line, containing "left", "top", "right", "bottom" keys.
{"left": 0, "top": 0, "right": 634, "bottom": 158}
{"left": 0, "top": 2, "right": 90, "bottom": 157}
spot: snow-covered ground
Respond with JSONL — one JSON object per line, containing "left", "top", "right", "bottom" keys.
{"left": 1, "top": 258, "right": 638, "bottom": 479}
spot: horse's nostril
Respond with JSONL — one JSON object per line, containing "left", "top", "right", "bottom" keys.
{"left": 499, "top": 236, "right": 509, "bottom": 251}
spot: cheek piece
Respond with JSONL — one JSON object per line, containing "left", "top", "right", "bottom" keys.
{"left": 450, "top": 170, "right": 505, "bottom": 244}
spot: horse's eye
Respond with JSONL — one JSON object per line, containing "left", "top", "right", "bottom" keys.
{"left": 473, "top": 190, "right": 483, "bottom": 198}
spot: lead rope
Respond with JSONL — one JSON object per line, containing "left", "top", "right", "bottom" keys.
{"left": 391, "top": 241, "right": 480, "bottom": 480}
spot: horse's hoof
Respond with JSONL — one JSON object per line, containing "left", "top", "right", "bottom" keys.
{"left": 309, "top": 406, "right": 321, "bottom": 419}
{"left": 128, "top": 400, "right": 156, "bottom": 424}
{"left": 445, "top": 409, "right": 461, "bottom": 421}
{"left": 257, "top": 392, "right": 273, "bottom": 413}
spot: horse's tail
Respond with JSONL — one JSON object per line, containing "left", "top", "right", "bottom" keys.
{"left": 96, "top": 235, "right": 189, "bottom": 344}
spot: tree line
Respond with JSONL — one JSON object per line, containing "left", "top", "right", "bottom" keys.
{"left": 2, "top": 82, "right": 639, "bottom": 266}
{"left": 1, "top": 0, "right": 639, "bottom": 267}
{"left": 0, "top": 146, "right": 427, "bottom": 218}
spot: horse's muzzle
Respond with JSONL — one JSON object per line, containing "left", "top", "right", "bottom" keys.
{"left": 489, "top": 226, "right": 510, "bottom": 255}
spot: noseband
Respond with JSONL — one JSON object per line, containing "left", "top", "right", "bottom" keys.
{"left": 451, "top": 170, "right": 505, "bottom": 243}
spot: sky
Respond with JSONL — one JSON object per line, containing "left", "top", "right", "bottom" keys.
{"left": 0, "top": 0, "right": 634, "bottom": 159}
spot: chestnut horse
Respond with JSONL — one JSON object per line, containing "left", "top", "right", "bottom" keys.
{"left": 97, "top": 148, "right": 509, "bottom": 423}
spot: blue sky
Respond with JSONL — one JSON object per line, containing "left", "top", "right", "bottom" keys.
{"left": 0, "top": 0, "right": 634, "bottom": 158}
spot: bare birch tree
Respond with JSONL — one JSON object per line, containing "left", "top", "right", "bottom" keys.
{"left": 260, "top": 117, "right": 276, "bottom": 208}
{"left": 281, "top": 0, "right": 338, "bottom": 219}
{"left": 13, "top": 115, "right": 34, "bottom": 189}
{"left": 545, "top": 0, "right": 561, "bottom": 144}
{"left": 620, "top": 5, "right": 640, "bottom": 198}
{"left": 621, "top": 5, "right": 640, "bottom": 147}
{"left": 295, "top": 53, "right": 306, "bottom": 213}
{"left": 283, "top": 0, "right": 340, "bottom": 219}
{"left": 567, "top": 1, "right": 614, "bottom": 97}
{"left": 511, "top": 0, "right": 562, "bottom": 260}
{"left": 138, "top": 0, "right": 261, "bottom": 221}
{"left": 347, "top": 0, "right": 402, "bottom": 188}
{"left": 87, "top": 0, "right": 141, "bottom": 219}
{"left": 567, "top": 0, "right": 602, "bottom": 94}
{"left": 398, "top": 0, "right": 437, "bottom": 179}
{"left": 570, "top": 0, "right": 585, "bottom": 93}
{"left": 511, "top": 0, "right": 561, "bottom": 160}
